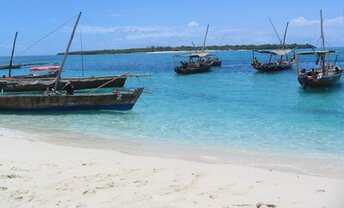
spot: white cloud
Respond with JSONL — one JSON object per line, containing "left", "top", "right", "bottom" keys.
{"left": 290, "top": 16, "right": 344, "bottom": 27}
{"left": 187, "top": 21, "right": 199, "bottom": 27}
{"left": 290, "top": 17, "right": 319, "bottom": 26}
{"left": 126, "top": 32, "right": 183, "bottom": 40}
{"left": 325, "top": 16, "right": 344, "bottom": 26}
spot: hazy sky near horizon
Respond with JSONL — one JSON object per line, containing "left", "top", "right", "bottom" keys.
{"left": 0, "top": 0, "right": 343, "bottom": 55}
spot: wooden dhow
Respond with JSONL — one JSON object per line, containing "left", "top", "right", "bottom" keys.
{"left": 0, "top": 12, "right": 144, "bottom": 111}
{"left": 296, "top": 10, "right": 342, "bottom": 88}
{"left": 174, "top": 53, "right": 212, "bottom": 74}
{"left": 251, "top": 20, "right": 294, "bottom": 72}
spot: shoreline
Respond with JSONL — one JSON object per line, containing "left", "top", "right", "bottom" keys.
{"left": 1, "top": 126, "right": 344, "bottom": 180}
{"left": 0, "top": 129, "right": 343, "bottom": 207}
{"left": 0, "top": 130, "right": 344, "bottom": 207}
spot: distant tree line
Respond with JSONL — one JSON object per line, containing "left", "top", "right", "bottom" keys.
{"left": 58, "top": 44, "right": 315, "bottom": 55}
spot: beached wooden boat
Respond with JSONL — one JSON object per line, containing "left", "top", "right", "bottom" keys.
{"left": 0, "top": 12, "right": 144, "bottom": 111}
{"left": 0, "top": 88, "right": 143, "bottom": 111}
{"left": 174, "top": 53, "right": 212, "bottom": 74}
{"left": 296, "top": 10, "right": 342, "bottom": 88}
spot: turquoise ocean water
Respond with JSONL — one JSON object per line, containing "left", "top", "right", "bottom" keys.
{"left": 1, "top": 49, "right": 344, "bottom": 177}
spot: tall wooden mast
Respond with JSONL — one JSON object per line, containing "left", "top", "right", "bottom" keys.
{"left": 54, "top": 12, "right": 82, "bottom": 91}
{"left": 8, "top": 32, "right": 18, "bottom": 77}
{"left": 320, "top": 10, "right": 325, "bottom": 51}
{"left": 201, "top": 24, "right": 209, "bottom": 52}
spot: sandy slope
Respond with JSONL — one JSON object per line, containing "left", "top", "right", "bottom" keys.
{"left": 0, "top": 136, "right": 343, "bottom": 208}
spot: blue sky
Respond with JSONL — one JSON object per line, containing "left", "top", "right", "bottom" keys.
{"left": 0, "top": 0, "right": 343, "bottom": 55}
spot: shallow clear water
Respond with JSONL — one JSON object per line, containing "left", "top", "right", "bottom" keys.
{"left": 1, "top": 49, "right": 344, "bottom": 176}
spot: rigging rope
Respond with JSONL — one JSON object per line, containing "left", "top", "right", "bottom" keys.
{"left": 82, "top": 14, "right": 112, "bottom": 49}
{"left": 18, "top": 14, "right": 79, "bottom": 55}
{"left": 0, "top": 35, "right": 13, "bottom": 46}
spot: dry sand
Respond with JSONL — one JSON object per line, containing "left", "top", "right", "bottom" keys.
{"left": 0, "top": 134, "right": 343, "bottom": 208}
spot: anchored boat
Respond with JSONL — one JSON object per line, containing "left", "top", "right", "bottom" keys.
{"left": 296, "top": 10, "right": 342, "bottom": 88}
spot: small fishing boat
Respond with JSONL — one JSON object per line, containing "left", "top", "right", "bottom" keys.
{"left": 174, "top": 53, "right": 212, "bottom": 74}
{"left": 251, "top": 20, "right": 294, "bottom": 72}
{"left": 186, "top": 24, "right": 222, "bottom": 69}
{"left": 0, "top": 75, "right": 127, "bottom": 92}
{"left": 0, "top": 12, "right": 144, "bottom": 111}
{"left": 296, "top": 10, "right": 342, "bottom": 88}
{"left": 251, "top": 49, "right": 294, "bottom": 72}
{"left": 0, "top": 88, "right": 143, "bottom": 111}
{"left": 296, "top": 50, "right": 342, "bottom": 88}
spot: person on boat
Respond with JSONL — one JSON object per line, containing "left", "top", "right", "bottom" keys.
{"left": 253, "top": 57, "right": 260, "bottom": 66}
{"left": 180, "top": 61, "right": 187, "bottom": 67}
{"left": 310, "top": 68, "right": 317, "bottom": 78}
{"left": 64, "top": 82, "right": 74, "bottom": 95}
{"left": 44, "top": 85, "right": 56, "bottom": 95}
{"left": 300, "top": 69, "right": 306, "bottom": 76}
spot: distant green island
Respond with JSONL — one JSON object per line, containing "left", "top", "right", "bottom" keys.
{"left": 58, "top": 44, "right": 315, "bottom": 55}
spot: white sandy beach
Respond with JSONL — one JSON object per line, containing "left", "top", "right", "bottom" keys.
{"left": 0, "top": 133, "right": 344, "bottom": 208}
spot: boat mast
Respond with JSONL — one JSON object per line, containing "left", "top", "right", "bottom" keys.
{"left": 282, "top": 22, "right": 289, "bottom": 46}
{"left": 282, "top": 22, "right": 289, "bottom": 60}
{"left": 320, "top": 10, "right": 325, "bottom": 51}
{"left": 201, "top": 24, "right": 209, "bottom": 52}
{"left": 54, "top": 12, "right": 82, "bottom": 91}
{"left": 8, "top": 31, "right": 18, "bottom": 77}
{"left": 269, "top": 18, "right": 282, "bottom": 45}
{"left": 319, "top": 10, "right": 327, "bottom": 70}
{"left": 191, "top": 41, "right": 197, "bottom": 53}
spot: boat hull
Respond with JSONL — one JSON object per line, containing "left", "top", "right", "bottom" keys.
{"left": 0, "top": 76, "right": 127, "bottom": 92}
{"left": 0, "top": 88, "right": 143, "bottom": 111}
{"left": 175, "top": 64, "right": 211, "bottom": 74}
{"left": 297, "top": 73, "right": 342, "bottom": 88}
{"left": 211, "top": 60, "right": 222, "bottom": 67}
{"left": 252, "top": 63, "right": 292, "bottom": 72}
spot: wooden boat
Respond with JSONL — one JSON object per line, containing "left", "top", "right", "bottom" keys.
{"left": 0, "top": 75, "right": 127, "bottom": 92}
{"left": 0, "top": 32, "right": 57, "bottom": 79}
{"left": 0, "top": 57, "right": 150, "bottom": 93}
{"left": 296, "top": 50, "right": 342, "bottom": 88}
{"left": 206, "top": 55, "right": 222, "bottom": 67}
{"left": 251, "top": 49, "right": 294, "bottom": 72}
{"left": 251, "top": 20, "right": 294, "bottom": 72}
{"left": 0, "top": 64, "right": 21, "bottom": 70}
{"left": 296, "top": 10, "right": 342, "bottom": 88}
{"left": 174, "top": 53, "right": 212, "bottom": 74}
{"left": 0, "top": 63, "right": 57, "bottom": 71}
{"left": 0, "top": 12, "right": 144, "bottom": 111}
{"left": 0, "top": 88, "right": 143, "bottom": 111}
{"left": 187, "top": 24, "right": 222, "bottom": 68}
